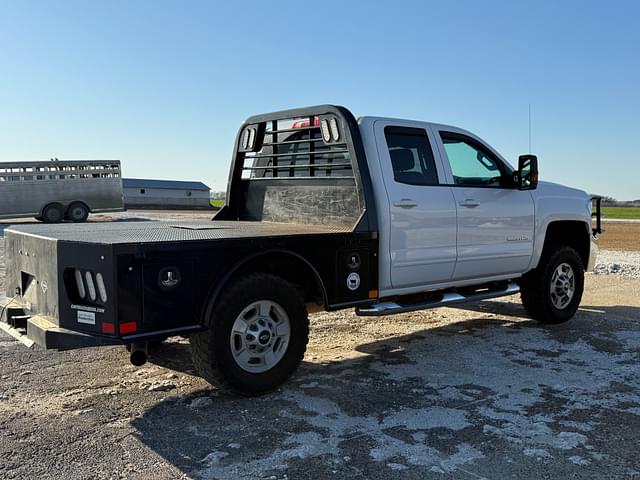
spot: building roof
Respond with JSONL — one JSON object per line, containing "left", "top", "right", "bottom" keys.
{"left": 123, "top": 178, "right": 210, "bottom": 191}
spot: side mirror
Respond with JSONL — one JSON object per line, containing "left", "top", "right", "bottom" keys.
{"left": 515, "top": 154, "right": 539, "bottom": 190}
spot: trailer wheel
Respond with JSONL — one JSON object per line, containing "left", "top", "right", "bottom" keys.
{"left": 190, "top": 273, "right": 309, "bottom": 396}
{"left": 42, "top": 203, "right": 65, "bottom": 223}
{"left": 520, "top": 245, "right": 584, "bottom": 324}
{"left": 66, "top": 202, "right": 89, "bottom": 222}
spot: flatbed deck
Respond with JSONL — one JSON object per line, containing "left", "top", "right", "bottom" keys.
{"left": 5, "top": 220, "right": 351, "bottom": 245}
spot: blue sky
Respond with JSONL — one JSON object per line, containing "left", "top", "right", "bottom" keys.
{"left": 1, "top": 0, "right": 638, "bottom": 199}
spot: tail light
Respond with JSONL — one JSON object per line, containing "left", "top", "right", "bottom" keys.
{"left": 74, "top": 270, "right": 86, "bottom": 299}
{"left": 71, "top": 269, "right": 108, "bottom": 304}
{"left": 95, "top": 273, "right": 108, "bottom": 302}
{"left": 84, "top": 272, "right": 97, "bottom": 302}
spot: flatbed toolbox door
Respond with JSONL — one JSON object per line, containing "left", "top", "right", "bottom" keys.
{"left": 142, "top": 261, "right": 196, "bottom": 331}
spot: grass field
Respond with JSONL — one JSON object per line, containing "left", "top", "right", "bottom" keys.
{"left": 602, "top": 206, "right": 640, "bottom": 219}
{"left": 210, "top": 199, "right": 225, "bottom": 208}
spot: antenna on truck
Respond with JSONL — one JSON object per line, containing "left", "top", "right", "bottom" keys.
{"left": 528, "top": 103, "right": 532, "bottom": 153}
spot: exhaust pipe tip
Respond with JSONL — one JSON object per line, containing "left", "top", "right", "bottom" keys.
{"left": 129, "top": 342, "right": 148, "bottom": 366}
{"left": 130, "top": 350, "right": 147, "bottom": 366}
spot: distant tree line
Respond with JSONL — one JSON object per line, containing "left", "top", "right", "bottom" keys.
{"left": 590, "top": 195, "right": 640, "bottom": 206}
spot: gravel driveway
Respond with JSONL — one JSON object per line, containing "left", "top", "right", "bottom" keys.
{"left": 593, "top": 249, "right": 640, "bottom": 278}
{"left": 1, "top": 217, "right": 640, "bottom": 479}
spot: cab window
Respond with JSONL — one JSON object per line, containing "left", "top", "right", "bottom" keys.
{"left": 385, "top": 126, "right": 438, "bottom": 186}
{"left": 441, "top": 133, "right": 508, "bottom": 187}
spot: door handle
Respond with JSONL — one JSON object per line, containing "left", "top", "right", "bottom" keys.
{"left": 393, "top": 199, "right": 417, "bottom": 208}
{"left": 459, "top": 199, "right": 480, "bottom": 208}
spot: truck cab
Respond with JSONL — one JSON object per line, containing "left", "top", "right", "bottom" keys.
{"left": 359, "top": 116, "right": 594, "bottom": 296}
{"left": 1, "top": 105, "right": 601, "bottom": 396}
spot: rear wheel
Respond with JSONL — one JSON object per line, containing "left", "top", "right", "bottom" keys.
{"left": 42, "top": 203, "right": 65, "bottom": 223}
{"left": 520, "top": 245, "right": 584, "bottom": 324}
{"left": 190, "top": 273, "right": 309, "bottom": 396}
{"left": 66, "top": 202, "right": 89, "bottom": 222}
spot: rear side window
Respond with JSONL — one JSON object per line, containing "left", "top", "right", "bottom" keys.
{"left": 384, "top": 126, "right": 438, "bottom": 186}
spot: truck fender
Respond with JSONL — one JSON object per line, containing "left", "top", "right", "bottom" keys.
{"left": 199, "top": 249, "right": 328, "bottom": 326}
{"left": 529, "top": 217, "right": 591, "bottom": 271}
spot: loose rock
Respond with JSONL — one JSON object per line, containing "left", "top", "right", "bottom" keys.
{"left": 147, "top": 382, "right": 176, "bottom": 392}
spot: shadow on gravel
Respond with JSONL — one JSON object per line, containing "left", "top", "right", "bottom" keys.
{"left": 132, "top": 303, "right": 640, "bottom": 479}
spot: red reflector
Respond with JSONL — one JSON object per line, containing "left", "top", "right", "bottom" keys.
{"left": 101, "top": 322, "right": 115, "bottom": 334}
{"left": 291, "top": 117, "right": 320, "bottom": 128}
{"left": 119, "top": 322, "right": 137, "bottom": 334}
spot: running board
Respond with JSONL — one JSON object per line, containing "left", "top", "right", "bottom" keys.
{"left": 356, "top": 282, "right": 520, "bottom": 317}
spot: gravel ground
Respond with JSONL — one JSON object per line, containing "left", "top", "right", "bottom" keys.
{"left": 592, "top": 250, "right": 640, "bottom": 278}
{"left": 1, "top": 214, "right": 640, "bottom": 479}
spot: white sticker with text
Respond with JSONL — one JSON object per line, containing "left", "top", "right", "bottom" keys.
{"left": 77, "top": 310, "right": 96, "bottom": 325}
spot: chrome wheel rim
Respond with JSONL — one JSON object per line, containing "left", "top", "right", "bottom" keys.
{"left": 230, "top": 300, "right": 290, "bottom": 373}
{"left": 550, "top": 262, "right": 575, "bottom": 310}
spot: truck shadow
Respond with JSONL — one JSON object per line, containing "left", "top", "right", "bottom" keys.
{"left": 131, "top": 301, "right": 640, "bottom": 479}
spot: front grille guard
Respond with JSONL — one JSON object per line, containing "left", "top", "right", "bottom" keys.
{"left": 592, "top": 196, "right": 603, "bottom": 236}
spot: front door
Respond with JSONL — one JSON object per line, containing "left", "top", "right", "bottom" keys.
{"left": 436, "top": 131, "right": 535, "bottom": 280}
{"left": 376, "top": 122, "right": 457, "bottom": 289}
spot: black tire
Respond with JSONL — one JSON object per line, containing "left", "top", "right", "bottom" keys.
{"left": 42, "top": 203, "right": 65, "bottom": 223}
{"left": 190, "top": 273, "right": 309, "bottom": 396}
{"left": 66, "top": 202, "right": 89, "bottom": 222}
{"left": 520, "top": 245, "right": 585, "bottom": 324}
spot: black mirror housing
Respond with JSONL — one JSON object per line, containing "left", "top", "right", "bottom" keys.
{"left": 516, "top": 154, "right": 539, "bottom": 190}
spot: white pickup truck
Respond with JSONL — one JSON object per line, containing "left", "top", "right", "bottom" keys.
{"left": 1, "top": 105, "right": 601, "bottom": 395}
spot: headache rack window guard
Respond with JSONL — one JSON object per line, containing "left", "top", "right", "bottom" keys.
{"left": 262, "top": 138, "right": 330, "bottom": 146}
{"left": 245, "top": 149, "right": 349, "bottom": 159}
{"left": 240, "top": 117, "right": 354, "bottom": 179}
{"left": 244, "top": 163, "right": 352, "bottom": 170}
{"left": 241, "top": 176, "right": 356, "bottom": 181}
{"left": 265, "top": 126, "right": 319, "bottom": 134}
{"left": 220, "top": 105, "right": 378, "bottom": 232}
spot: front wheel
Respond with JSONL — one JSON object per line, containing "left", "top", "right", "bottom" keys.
{"left": 520, "top": 245, "right": 585, "bottom": 324}
{"left": 190, "top": 273, "right": 309, "bottom": 396}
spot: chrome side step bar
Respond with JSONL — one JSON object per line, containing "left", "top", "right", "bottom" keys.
{"left": 356, "top": 282, "right": 520, "bottom": 317}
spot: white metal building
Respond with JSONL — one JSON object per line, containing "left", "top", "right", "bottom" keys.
{"left": 122, "top": 178, "right": 211, "bottom": 209}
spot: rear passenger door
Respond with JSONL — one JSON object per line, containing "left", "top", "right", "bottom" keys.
{"left": 375, "top": 122, "right": 457, "bottom": 289}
